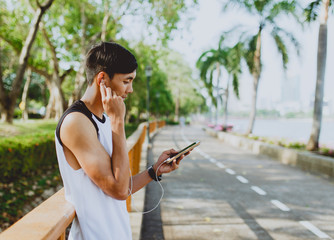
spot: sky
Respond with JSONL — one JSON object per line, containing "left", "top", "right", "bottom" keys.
{"left": 168, "top": 0, "right": 334, "bottom": 113}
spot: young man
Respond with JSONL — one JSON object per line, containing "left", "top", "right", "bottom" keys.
{"left": 55, "top": 42, "right": 184, "bottom": 239}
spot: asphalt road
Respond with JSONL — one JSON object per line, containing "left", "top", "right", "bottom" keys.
{"left": 149, "top": 124, "right": 334, "bottom": 240}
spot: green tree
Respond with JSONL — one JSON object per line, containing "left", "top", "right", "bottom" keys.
{"left": 160, "top": 50, "right": 203, "bottom": 122}
{"left": 69, "top": 0, "right": 198, "bottom": 104}
{"left": 196, "top": 37, "right": 242, "bottom": 127}
{"left": 1, "top": 0, "right": 197, "bottom": 122}
{"left": 0, "top": 0, "right": 54, "bottom": 123}
{"left": 304, "top": 0, "right": 333, "bottom": 151}
{"left": 223, "top": 0, "right": 300, "bottom": 134}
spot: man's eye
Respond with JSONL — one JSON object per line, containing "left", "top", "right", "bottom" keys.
{"left": 124, "top": 81, "right": 129, "bottom": 84}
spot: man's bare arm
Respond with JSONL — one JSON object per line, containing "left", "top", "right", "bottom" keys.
{"left": 61, "top": 113, "right": 129, "bottom": 200}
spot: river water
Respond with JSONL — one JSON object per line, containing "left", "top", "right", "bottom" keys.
{"left": 222, "top": 118, "right": 334, "bottom": 148}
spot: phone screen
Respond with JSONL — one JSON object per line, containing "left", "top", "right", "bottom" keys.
{"left": 165, "top": 141, "right": 200, "bottom": 164}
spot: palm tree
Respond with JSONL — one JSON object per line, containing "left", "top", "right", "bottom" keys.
{"left": 223, "top": 0, "right": 300, "bottom": 135}
{"left": 222, "top": 42, "right": 243, "bottom": 128}
{"left": 304, "top": 0, "right": 332, "bottom": 151}
{"left": 196, "top": 37, "right": 241, "bottom": 128}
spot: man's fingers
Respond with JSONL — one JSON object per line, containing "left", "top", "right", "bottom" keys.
{"left": 184, "top": 151, "right": 191, "bottom": 156}
{"left": 172, "top": 159, "right": 179, "bottom": 169}
{"left": 100, "top": 82, "right": 106, "bottom": 99}
{"left": 112, "top": 91, "right": 117, "bottom": 98}
{"left": 105, "top": 87, "right": 112, "bottom": 98}
{"left": 163, "top": 148, "right": 176, "bottom": 155}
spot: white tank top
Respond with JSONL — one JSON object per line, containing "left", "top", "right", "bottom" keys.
{"left": 55, "top": 100, "right": 132, "bottom": 240}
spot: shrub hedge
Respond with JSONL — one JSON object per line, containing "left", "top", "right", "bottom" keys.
{"left": 0, "top": 132, "right": 57, "bottom": 183}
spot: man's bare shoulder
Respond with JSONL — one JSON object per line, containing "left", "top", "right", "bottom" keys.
{"left": 60, "top": 112, "right": 97, "bottom": 147}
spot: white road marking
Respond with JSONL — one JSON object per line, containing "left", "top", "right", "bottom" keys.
{"left": 225, "top": 168, "right": 236, "bottom": 175}
{"left": 209, "top": 158, "right": 217, "bottom": 163}
{"left": 271, "top": 200, "right": 290, "bottom": 212}
{"left": 236, "top": 175, "right": 249, "bottom": 183}
{"left": 251, "top": 186, "right": 267, "bottom": 196}
{"left": 216, "top": 162, "right": 225, "bottom": 169}
{"left": 299, "top": 221, "right": 331, "bottom": 239}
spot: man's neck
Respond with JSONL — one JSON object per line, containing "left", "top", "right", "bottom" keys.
{"left": 80, "top": 85, "right": 104, "bottom": 118}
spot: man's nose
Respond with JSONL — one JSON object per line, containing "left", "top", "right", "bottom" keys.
{"left": 127, "top": 83, "right": 133, "bottom": 93}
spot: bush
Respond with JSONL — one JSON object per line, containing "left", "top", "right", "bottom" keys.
{"left": 0, "top": 132, "right": 57, "bottom": 183}
{"left": 166, "top": 120, "right": 179, "bottom": 125}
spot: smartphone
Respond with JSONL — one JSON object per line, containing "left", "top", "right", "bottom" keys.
{"left": 165, "top": 141, "right": 200, "bottom": 164}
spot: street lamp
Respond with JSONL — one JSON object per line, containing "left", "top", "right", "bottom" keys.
{"left": 145, "top": 65, "right": 152, "bottom": 145}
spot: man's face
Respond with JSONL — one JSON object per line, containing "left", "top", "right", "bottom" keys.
{"left": 106, "top": 70, "right": 136, "bottom": 101}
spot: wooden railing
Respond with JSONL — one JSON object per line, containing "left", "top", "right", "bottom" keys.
{"left": 125, "top": 122, "right": 147, "bottom": 211}
{"left": 0, "top": 120, "right": 165, "bottom": 240}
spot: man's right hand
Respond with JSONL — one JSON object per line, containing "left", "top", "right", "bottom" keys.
{"left": 100, "top": 81, "right": 125, "bottom": 122}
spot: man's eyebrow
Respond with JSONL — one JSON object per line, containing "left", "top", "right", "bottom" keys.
{"left": 126, "top": 76, "right": 134, "bottom": 80}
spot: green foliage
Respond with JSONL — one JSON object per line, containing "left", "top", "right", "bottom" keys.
{"left": 0, "top": 166, "right": 62, "bottom": 230}
{"left": 0, "top": 132, "right": 57, "bottom": 183}
{"left": 286, "top": 142, "right": 306, "bottom": 149}
{"left": 161, "top": 50, "right": 204, "bottom": 116}
{"left": 224, "top": 0, "right": 301, "bottom": 76}
{"left": 197, "top": 48, "right": 226, "bottom": 106}
{"left": 0, "top": 119, "right": 141, "bottom": 229}
{"left": 1, "top": 0, "right": 199, "bottom": 123}
{"left": 125, "top": 123, "right": 140, "bottom": 138}
{"left": 196, "top": 36, "right": 242, "bottom": 107}
{"left": 304, "top": 0, "right": 323, "bottom": 22}
{"left": 319, "top": 147, "right": 334, "bottom": 157}
{"left": 150, "top": 72, "right": 175, "bottom": 116}
{"left": 284, "top": 111, "right": 312, "bottom": 118}
{"left": 256, "top": 109, "right": 280, "bottom": 118}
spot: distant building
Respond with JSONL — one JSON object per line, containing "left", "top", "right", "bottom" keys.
{"left": 278, "top": 75, "right": 303, "bottom": 115}
{"left": 281, "top": 76, "right": 300, "bottom": 102}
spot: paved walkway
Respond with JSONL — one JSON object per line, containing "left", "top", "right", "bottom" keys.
{"left": 141, "top": 124, "right": 334, "bottom": 240}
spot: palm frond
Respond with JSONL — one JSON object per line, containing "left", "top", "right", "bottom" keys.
{"left": 304, "top": 0, "right": 322, "bottom": 22}
{"left": 272, "top": 31, "right": 289, "bottom": 69}
{"left": 232, "top": 73, "right": 240, "bottom": 99}
{"left": 254, "top": 0, "right": 270, "bottom": 14}
{"left": 222, "top": 0, "right": 254, "bottom": 14}
{"left": 268, "top": 0, "right": 297, "bottom": 20}
{"left": 208, "top": 69, "right": 217, "bottom": 106}
{"left": 243, "top": 34, "right": 257, "bottom": 74}
{"left": 274, "top": 26, "right": 301, "bottom": 56}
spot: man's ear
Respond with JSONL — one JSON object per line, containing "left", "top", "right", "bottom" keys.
{"left": 96, "top": 72, "right": 105, "bottom": 86}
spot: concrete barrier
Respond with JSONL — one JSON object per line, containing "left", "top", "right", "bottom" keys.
{"left": 205, "top": 127, "right": 334, "bottom": 178}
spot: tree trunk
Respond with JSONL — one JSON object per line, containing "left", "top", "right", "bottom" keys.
{"left": 21, "top": 68, "right": 32, "bottom": 120}
{"left": 246, "top": 28, "right": 262, "bottom": 135}
{"left": 45, "top": 74, "right": 66, "bottom": 120}
{"left": 69, "top": 4, "right": 89, "bottom": 105}
{"left": 0, "top": 0, "right": 54, "bottom": 123}
{"left": 68, "top": 59, "right": 86, "bottom": 105}
{"left": 0, "top": 42, "right": 5, "bottom": 122}
{"left": 215, "top": 63, "right": 221, "bottom": 126}
{"left": 223, "top": 76, "right": 230, "bottom": 129}
{"left": 101, "top": 0, "right": 111, "bottom": 42}
{"left": 306, "top": 2, "right": 328, "bottom": 151}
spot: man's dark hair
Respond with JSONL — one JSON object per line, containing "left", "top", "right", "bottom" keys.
{"left": 85, "top": 42, "right": 138, "bottom": 85}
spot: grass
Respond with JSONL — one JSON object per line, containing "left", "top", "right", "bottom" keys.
{"left": 0, "top": 119, "right": 138, "bottom": 138}
{"left": 0, "top": 119, "right": 57, "bottom": 138}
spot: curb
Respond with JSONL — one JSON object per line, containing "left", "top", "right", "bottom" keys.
{"left": 204, "top": 127, "right": 334, "bottom": 179}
